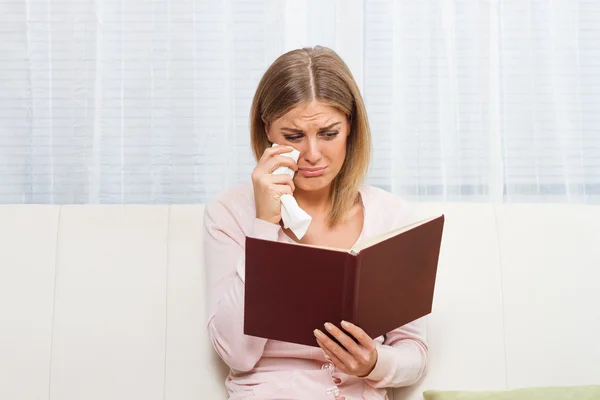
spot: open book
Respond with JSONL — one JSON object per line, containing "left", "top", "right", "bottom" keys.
{"left": 243, "top": 214, "right": 445, "bottom": 347}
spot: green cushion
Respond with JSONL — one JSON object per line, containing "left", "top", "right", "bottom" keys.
{"left": 423, "top": 385, "right": 600, "bottom": 400}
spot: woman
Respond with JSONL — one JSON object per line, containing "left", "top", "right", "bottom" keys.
{"left": 204, "top": 46, "right": 427, "bottom": 400}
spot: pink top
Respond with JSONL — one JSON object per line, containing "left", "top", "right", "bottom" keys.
{"left": 204, "top": 183, "right": 428, "bottom": 400}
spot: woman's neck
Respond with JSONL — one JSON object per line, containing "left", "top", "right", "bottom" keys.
{"left": 293, "top": 186, "right": 331, "bottom": 216}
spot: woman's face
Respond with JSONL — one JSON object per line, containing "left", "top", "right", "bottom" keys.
{"left": 265, "top": 101, "right": 350, "bottom": 194}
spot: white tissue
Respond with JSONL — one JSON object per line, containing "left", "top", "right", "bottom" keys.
{"left": 271, "top": 143, "right": 312, "bottom": 239}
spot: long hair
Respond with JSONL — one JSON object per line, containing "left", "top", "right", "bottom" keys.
{"left": 250, "top": 46, "right": 371, "bottom": 227}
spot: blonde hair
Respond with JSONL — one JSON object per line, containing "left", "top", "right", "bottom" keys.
{"left": 250, "top": 46, "right": 371, "bottom": 227}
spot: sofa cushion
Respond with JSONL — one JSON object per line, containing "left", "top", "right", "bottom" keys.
{"left": 423, "top": 385, "right": 600, "bottom": 400}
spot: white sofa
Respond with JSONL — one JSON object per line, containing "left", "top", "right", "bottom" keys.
{"left": 1, "top": 203, "right": 599, "bottom": 400}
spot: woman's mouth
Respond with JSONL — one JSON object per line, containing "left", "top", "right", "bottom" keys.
{"left": 298, "top": 167, "right": 327, "bottom": 177}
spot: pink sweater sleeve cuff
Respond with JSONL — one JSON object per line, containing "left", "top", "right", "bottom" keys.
{"left": 236, "top": 218, "right": 281, "bottom": 282}
{"left": 363, "top": 343, "right": 395, "bottom": 382}
{"left": 251, "top": 218, "right": 281, "bottom": 241}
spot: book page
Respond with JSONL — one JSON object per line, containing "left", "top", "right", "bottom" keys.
{"left": 350, "top": 215, "right": 440, "bottom": 254}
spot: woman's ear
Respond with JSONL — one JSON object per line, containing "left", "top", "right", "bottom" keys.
{"left": 262, "top": 116, "right": 273, "bottom": 142}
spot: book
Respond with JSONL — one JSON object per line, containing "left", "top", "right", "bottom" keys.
{"left": 243, "top": 214, "right": 445, "bottom": 347}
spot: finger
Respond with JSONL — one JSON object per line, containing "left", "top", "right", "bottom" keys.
{"left": 263, "top": 174, "right": 295, "bottom": 192}
{"left": 258, "top": 145, "right": 296, "bottom": 164}
{"left": 258, "top": 155, "right": 298, "bottom": 175}
{"left": 258, "top": 181, "right": 293, "bottom": 197}
{"left": 324, "top": 322, "right": 362, "bottom": 356}
{"left": 314, "top": 329, "right": 354, "bottom": 367}
{"left": 254, "top": 156, "right": 298, "bottom": 175}
{"left": 316, "top": 338, "right": 349, "bottom": 374}
{"left": 272, "top": 183, "right": 293, "bottom": 196}
{"left": 341, "top": 320, "right": 375, "bottom": 352}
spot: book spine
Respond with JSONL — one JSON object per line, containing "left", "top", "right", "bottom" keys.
{"left": 340, "top": 253, "right": 360, "bottom": 325}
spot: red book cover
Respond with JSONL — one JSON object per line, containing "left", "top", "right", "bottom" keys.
{"left": 244, "top": 215, "right": 445, "bottom": 347}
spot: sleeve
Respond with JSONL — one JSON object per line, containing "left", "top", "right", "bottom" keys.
{"left": 204, "top": 199, "right": 282, "bottom": 372}
{"left": 362, "top": 312, "right": 428, "bottom": 388}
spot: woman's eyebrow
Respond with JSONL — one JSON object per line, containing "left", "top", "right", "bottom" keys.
{"left": 280, "top": 122, "right": 341, "bottom": 134}
{"left": 318, "top": 122, "right": 341, "bottom": 132}
{"left": 281, "top": 127, "right": 304, "bottom": 134}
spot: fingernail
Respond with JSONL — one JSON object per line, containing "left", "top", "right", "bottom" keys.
{"left": 341, "top": 320, "right": 349, "bottom": 328}
{"left": 314, "top": 329, "right": 322, "bottom": 337}
{"left": 324, "top": 322, "right": 333, "bottom": 331}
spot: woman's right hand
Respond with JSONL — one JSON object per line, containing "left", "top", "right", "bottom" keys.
{"left": 251, "top": 145, "right": 298, "bottom": 225}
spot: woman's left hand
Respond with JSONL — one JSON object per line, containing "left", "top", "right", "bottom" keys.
{"left": 314, "top": 320, "right": 378, "bottom": 378}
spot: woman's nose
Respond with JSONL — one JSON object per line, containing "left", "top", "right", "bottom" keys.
{"left": 301, "top": 139, "right": 323, "bottom": 163}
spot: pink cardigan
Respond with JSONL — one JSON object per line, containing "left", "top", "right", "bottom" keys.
{"left": 204, "top": 184, "right": 428, "bottom": 400}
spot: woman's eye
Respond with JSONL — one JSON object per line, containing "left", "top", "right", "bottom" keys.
{"left": 284, "top": 135, "right": 303, "bottom": 142}
{"left": 321, "top": 131, "right": 339, "bottom": 139}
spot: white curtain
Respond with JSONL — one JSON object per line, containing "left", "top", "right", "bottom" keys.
{"left": 1, "top": 0, "right": 598, "bottom": 204}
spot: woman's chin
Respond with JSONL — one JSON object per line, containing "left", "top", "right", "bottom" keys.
{"left": 294, "top": 177, "right": 332, "bottom": 193}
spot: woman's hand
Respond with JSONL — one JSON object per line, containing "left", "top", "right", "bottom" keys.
{"left": 251, "top": 145, "right": 298, "bottom": 224}
{"left": 314, "top": 320, "right": 378, "bottom": 378}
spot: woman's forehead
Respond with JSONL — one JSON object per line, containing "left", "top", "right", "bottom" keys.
{"left": 276, "top": 101, "right": 345, "bottom": 126}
